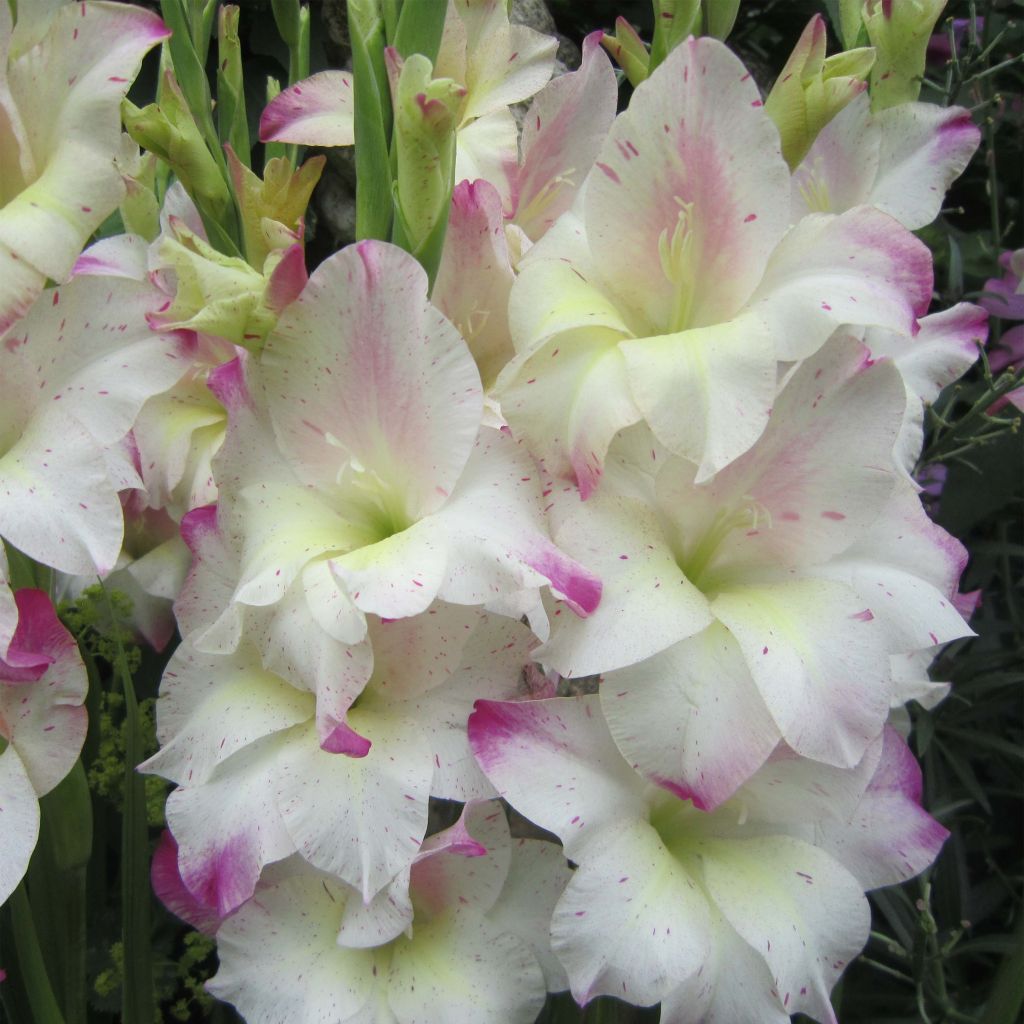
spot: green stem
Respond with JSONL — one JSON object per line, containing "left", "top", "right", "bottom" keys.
{"left": 99, "top": 585, "right": 153, "bottom": 1024}
{"left": 9, "top": 884, "right": 66, "bottom": 1024}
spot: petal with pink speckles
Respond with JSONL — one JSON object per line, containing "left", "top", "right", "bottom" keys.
{"left": 259, "top": 70, "right": 354, "bottom": 146}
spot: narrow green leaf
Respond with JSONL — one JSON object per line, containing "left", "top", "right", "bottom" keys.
{"left": 382, "top": 0, "right": 401, "bottom": 44}
{"left": 392, "top": 0, "right": 447, "bottom": 62}
{"left": 349, "top": 0, "right": 394, "bottom": 241}
{"left": 28, "top": 762, "right": 91, "bottom": 1024}
{"left": 160, "top": 0, "right": 219, "bottom": 156}
{"left": 934, "top": 737, "right": 993, "bottom": 812}
{"left": 8, "top": 884, "right": 66, "bottom": 1024}
{"left": 271, "top": 0, "right": 301, "bottom": 46}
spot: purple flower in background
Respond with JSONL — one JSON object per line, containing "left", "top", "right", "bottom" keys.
{"left": 927, "top": 18, "right": 984, "bottom": 63}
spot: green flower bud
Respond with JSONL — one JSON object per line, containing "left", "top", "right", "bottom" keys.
{"left": 391, "top": 51, "right": 463, "bottom": 256}
{"left": 122, "top": 70, "right": 232, "bottom": 223}
{"left": 862, "top": 0, "right": 946, "bottom": 109}
{"left": 765, "top": 14, "right": 875, "bottom": 169}
{"left": 601, "top": 16, "right": 652, "bottom": 87}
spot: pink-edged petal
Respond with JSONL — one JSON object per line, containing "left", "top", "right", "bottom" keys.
{"left": 208, "top": 861, "right": 378, "bottom": 1023}
{"left": 141, "top": 640, "right": 312, "bottom": 787}
{"left": 433, "top": 178, "right": 515, "bottom": 390}
{"left": 263, "top": 241, "right": 308, "bottom": 315}
{"left": 1, "top": 588, "right": 60, "bottom": 680}
{"left": 71, "top": 232, "right": 149, "bottom": 280}
{"left": 166, "top": 734, "right": 296, "bottom": 918}
{"left": 387, "top": 906, "right": 547, "bottom": 1024}
{"left": 866, "top": 302, "right": 987, "bottom": 404}
{"left": 699, "top": 835, "right": 869, "bottom": 1024}
{"left": 621, "top": 315, "right": 777, "bottom": 480}
{"left": 585, "top": 37, "right": 790, "bottom": 336}
{"left": 0, "top": 591, "right": 86, "bottom": 795}
{"left": 0, "top": 746, "right": 38, "bottom": 905}
{"left": 512, "top": 32, "right": 618, "bottom": 242}
{"left": 150, "top": 829, "right": 222, "bottom": 936}
{"left": 819, "top": 726, "right": 948, "bottom": 890}
{"left": 468, "top": 695, "right": 646, "bottom": 861}
{"left": 869, "top": 103, "right": 980, "bottom": 230}
{"left": 262, "top": 240, "right": 482, "bottom": 522}
{"left": 551, "top": 818, "right": 710, "bottom": 1006}
{"left": 421, "top": 427, "right": 602, "bottom": 616}
{"left": 275, "top": 713, "right": 433, "bottom": 902}
{"left": 538, "top": 489, "right": 711, "bottom": 676}
{"left": 409, "top": 801, "right": 511, "bottom": 917}
{"left": 259, "top": 69, "right": 354, "bottom": 146}
{"left": 712, "top": 578, "right": 891, "bottom": 768}
{"left": 0, "top": 3, "right": 168, "bottom": 284}
{"left": 818, "top": 483, "right": 973, "bottom": 653}
{"left": 743, "top": 206, "right": 934, "bottom": 362}
{"left": 739, "top": 739, "right": 884, "bottom": 833}
{"left": 336, "top": 801, "right": 506, "bottom": 950}
{"left": 601, "top": 623, "right": 781, "bottom": 811}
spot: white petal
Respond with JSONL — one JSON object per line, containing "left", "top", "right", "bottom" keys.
{"left": 538, "top": 489, "right": 711, "bottom": 676}
{"left": 0, "top": 746, "right": 39, "bottom": 905}
{"left": 712, "top": 578, "right": 891, "bottom": 768}
{"left": 276, "top": 713, "right": 433, "bottom": 902}
{"left": 700, "top": 835, "right": 869, "bottom": 1023}
{"left": 387, "top": 908, "right": 546, "bottom": 1024}
{"left": 551, "top": 818, "right": 711, "bottom": 1005}
{"left": 209, "top": 861, "right": 378, "bottom": 1024}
